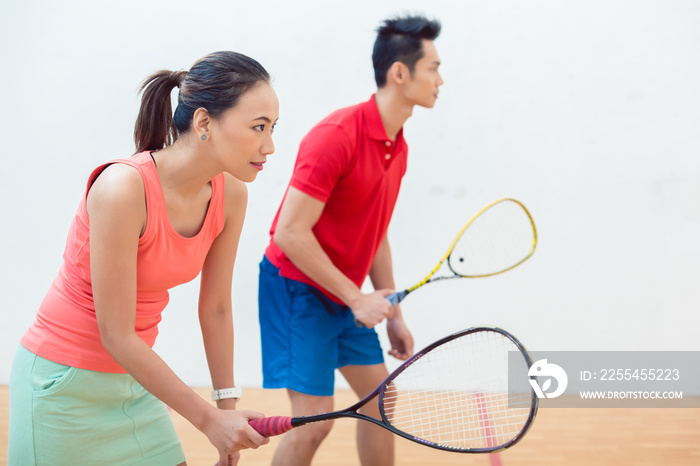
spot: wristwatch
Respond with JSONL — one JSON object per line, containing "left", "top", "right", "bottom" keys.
{"left": 211, "top": 386, "right": 242, "bottom": 401}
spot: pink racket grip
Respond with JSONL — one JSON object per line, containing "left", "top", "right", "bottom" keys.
{"left": 249, "top": 416, "right": 294, "bottom": 437}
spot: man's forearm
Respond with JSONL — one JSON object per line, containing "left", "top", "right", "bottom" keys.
{"left": 369, "top": 235, "right": 396, "bottom": 290}
{"left": 275, "top": 228, "right": 363, "bottom": 306}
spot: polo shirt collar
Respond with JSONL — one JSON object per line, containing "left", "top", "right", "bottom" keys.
{"left": 363, "top": 94, "right": 404, "bottom": 143}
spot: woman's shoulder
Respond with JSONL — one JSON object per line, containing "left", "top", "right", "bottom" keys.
{"left": 88, "top": 163, "right": 146, "bottom": 211}
{"left": 220, "top": 172, "right": 248, "bottom": 218}
{"left": 222, "top": 172, "right": 247, "bottom": 198}
{"left": 92, "top": 162, "right": 144, "bottom": 191}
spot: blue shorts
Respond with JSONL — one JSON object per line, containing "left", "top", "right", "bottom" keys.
{"left": 258, "top": 255, "right": 384, "bottom": 396}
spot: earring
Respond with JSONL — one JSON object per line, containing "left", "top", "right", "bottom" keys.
{"left": 201, "top": 134, "right": 207, "bottom": 141}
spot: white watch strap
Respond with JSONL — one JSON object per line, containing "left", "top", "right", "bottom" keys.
{"left": 211, "top": 387, "right": 242, "bottom": 401}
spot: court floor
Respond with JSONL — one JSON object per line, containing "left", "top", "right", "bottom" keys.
{"left": 1, "top": 385, "right": 699, "bottom": 465}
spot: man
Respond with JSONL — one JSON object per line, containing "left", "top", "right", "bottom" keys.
{"left": 258, "top": 15, "right": 443, "bottom": 465}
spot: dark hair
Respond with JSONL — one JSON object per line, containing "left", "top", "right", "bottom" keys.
{"left": 134, "top": 51, "right": 270, "bottom": 153}
{"left": 372, "top": 15, "right": 441, "bottom": 88}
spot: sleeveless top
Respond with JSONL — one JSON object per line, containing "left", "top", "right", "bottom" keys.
{"left": 21, "top": 151, "right": 226, "bottom": 373}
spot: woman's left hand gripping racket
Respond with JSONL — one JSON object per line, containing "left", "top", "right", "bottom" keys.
{"left": 249, "top": 327, "right": 538, "bottom": 453}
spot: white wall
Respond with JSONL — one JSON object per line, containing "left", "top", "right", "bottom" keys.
{"left": 1, "top": 0, "right": 698, "bottom": 388}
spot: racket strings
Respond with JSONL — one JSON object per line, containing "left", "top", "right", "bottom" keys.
{"left": 383, "top": 392, "right": 528, "bottom": 442}
{"left": 448, "top": 200, "right": 535, "bottom": 277}
{"left": 381, "top": 330, "right": 532, "bottom": 451}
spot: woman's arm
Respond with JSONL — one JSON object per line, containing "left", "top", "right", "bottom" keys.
{"left": 198, "top": 174, "right": 268, "bottom": 464}
{"left": 198, "top": 174, "right": 246, "bottom": 401}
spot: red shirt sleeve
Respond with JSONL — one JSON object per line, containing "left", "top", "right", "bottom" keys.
{"left": 289, "top": 123, "right": 354, "bottom": 203}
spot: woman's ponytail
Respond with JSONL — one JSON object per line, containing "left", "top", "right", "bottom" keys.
{"left": 133, "top": 70, "right": 187, "bottom": 153}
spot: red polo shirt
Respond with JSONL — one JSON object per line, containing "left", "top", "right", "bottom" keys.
{"left": 265, "top": 95, "right": 408, "bottom": 303}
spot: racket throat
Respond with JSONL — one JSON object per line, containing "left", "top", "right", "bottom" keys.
{"left": 293, "top": 410, "right": 386, "bottom": 429}
{"left": 292, "top": 412, "right": 337, "bottom": 426}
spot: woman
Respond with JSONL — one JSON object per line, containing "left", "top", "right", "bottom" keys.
{"left": 9, "top": 51, "right": 278, "bottom": 465}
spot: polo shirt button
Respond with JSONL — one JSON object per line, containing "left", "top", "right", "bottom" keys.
{"left": 385, "top": 153, "right": 391, "bottom": 160}
{"left": 385, "top": 141, "right": 391, "bottom": 147}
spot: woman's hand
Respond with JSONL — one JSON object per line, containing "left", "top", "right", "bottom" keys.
{"left": 215, "top": 450, "right": 240, "bottom": 466}
{"left": 203, "top": 408, "right": 270, "bottom": 457}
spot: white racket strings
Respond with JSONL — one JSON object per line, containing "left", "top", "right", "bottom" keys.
{"left": 382, "top": 330, "right": 532, "bottom": 450}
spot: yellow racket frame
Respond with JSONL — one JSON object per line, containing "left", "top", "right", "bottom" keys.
{"left": 406, "top": 197, "right": 537, "bottom": 293}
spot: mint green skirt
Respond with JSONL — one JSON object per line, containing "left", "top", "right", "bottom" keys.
{"left": 8, "top": 345, "right": 186, "bottom": 465}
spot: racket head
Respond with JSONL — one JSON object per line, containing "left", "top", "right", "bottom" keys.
{"left": 377, "top": 327, "right": 538, "bottom": 453}
{"left": 446, "top": 198, "right": 537, "bottom": 278}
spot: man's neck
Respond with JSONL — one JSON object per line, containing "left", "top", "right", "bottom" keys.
{"left": 374, "top": 88, "right": 414, "bottom": 141}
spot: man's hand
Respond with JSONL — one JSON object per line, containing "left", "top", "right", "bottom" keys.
{"left": 349, "top": 289, "right": 394, "bottom": 328}
{"left": 387, "top": 313, "right": 414, "bottom": 360}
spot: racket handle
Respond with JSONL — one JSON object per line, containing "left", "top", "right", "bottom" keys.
{"left": 386, "top": 290, "right": 408, "bottom": 306}
{"left": 249, "top": 416, "right": 294, "bottom": 437}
